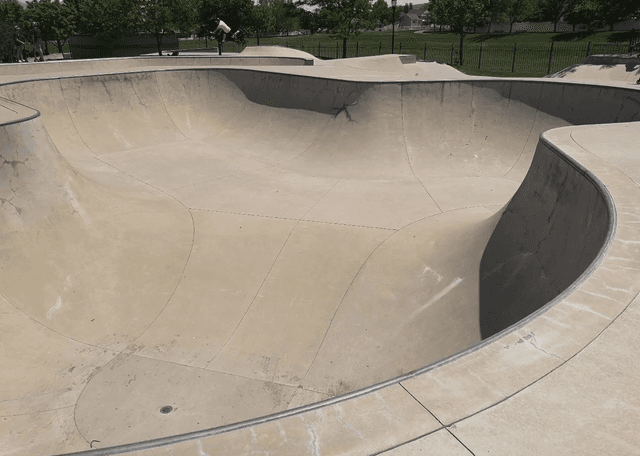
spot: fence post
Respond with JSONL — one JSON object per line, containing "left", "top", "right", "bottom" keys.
{"left": 547, "top": 41, "right": 555, "bottom": 74}
{"left": 511, "top": 43, "right": 517, "bottom": 73}
{"left": 478, "top": 42, "right": 483, "bottom": 69}
{"left": 424, "top": 42, "right": 427, "bottom": 60}
{"left": 356, "top": 42, "right": 359, "bottom": 57}
{"left": 450, "top": 42, "right": 455, "bottom": 65}
{"left": 586, "top": 41, "right": 591, "bottom": 58}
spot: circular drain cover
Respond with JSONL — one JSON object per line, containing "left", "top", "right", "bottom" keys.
{"left": 159, "top": 405, "right": 173, "bottom": 414}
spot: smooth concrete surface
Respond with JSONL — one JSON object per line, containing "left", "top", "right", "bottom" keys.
{"left": 0, "top": 54, "right": 639, "bottom": 456}
{"left": 547, "top": 54, "right": 640, "bottom": 87}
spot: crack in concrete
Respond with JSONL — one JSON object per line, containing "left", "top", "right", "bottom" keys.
{"left": 307, "top": 423, "right": 320, "bottom": 456}
{"left": 518, "top": 331, "right": 563, "bottom": 360}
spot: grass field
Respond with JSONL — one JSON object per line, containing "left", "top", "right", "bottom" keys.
{"left": 181, "top": 30, "right": 639, "bottom": 77}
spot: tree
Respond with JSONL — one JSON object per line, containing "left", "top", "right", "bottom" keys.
{"left": 251, "top": 1, "right": 275, "bottom": 44}
{"left": 536, "top": 0, "right": 568, "bottom": 32}
{"left": 503, "top": 0, "right": 536, "bottom": 34}
{"left": 25, "top": 0, "right": 75, "bottom": 54}
{"left": 428, "top": 0, "right": 486, "bottom": 65}
{"left": 564, "top": 0, "right": 599, "bottom": 31}
{"left": 298, "top": 7, "right": 319, "bottom": 33}
{"left": 593, "top": 0, "right": 639, "bottom": 31}
{"left": 268, "top": 0, "right": 300, "bottom": 36}
{"left": 139, "top": 0, "right": 197, "bottom": 55}
{"left": 371, "top": 0, "right": 390, "bottom": 26}
{"left": 73, "top": 0, "right": 142, "bottom": 38}
{"left": 307, "top": 0, "right": 375, "bottom": 58}
{"left": 139, "top": 0, "right": 175, "bottom": 55}
{"left": 483, "top": 0, "right": 508, "bottom": 33}
{"left": 0, "top": 0, "right": 25, "bottom": 62}
{"left": 306, "top": 0, "right": 375, "bottom": 58}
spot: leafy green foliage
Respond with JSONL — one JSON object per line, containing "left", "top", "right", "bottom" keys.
{"left": 251, "top": 2, "right": 275, "bottom": 45}
{"left": 73, "top": 0, "right": 142, "bottom": 38}
{"left": 428, "top": 0, "right": 487, "bottom": 64}
{"left": 0, "top": 0, "right": 24, "bottom": 62}
{"left": 24, "top": 0, "right": 75, "bottom": 53}
{"left": 503, "top": 0, "right": 537, "bottom": 33}
{"left": 371, "top": 0, "right": 391, "bottom": 27}
{"left": 306, "top": 0, "right": 375, "bottom": 57}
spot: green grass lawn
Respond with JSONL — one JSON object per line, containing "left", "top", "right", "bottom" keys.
{"left": 177, "top": 29, "right": 637, "bottom": 78}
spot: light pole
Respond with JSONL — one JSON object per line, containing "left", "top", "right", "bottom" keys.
{"left": 391, "top": 0, "right": 397, "bottom": 54}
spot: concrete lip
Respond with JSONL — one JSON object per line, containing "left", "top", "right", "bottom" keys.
{"left": 0, "top": 55, "right": 639, "bottom": 455}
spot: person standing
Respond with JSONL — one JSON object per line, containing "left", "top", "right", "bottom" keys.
{"left": 15, "top": 26, "right": 26, "bottom": 62}
{"left": 32, "top": 22, "right": 44, "bottom": 62}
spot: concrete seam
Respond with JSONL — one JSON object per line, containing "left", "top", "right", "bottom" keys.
{"left": 0, "top": 289, "right": 116, "bottom": 352}
{"left": 151, "top": 72, "right": 189, "bottom": 140}
{"left": 278, "top": 114, "right": 334, "bottom": 166}
{"left": 297, "top": 223, "right": 398, "bottom": 388}
{"left": 503, "top": 80, "right": 543, "bottom": 178}
{"left": 59, "top": 78, "right": 98, "bottom": 157}
{"left": 189, "top": 207, "right": 397, "bottom": 231}
{"left": 55, "top": 287, "right": 637, "bottom": 456}
{"left": 0, "top": 404, "right": 75, "bottom": 419}
{"left": 203, "top": 179, "right": 341, "bottom": 370}
{"left": 399, "top": 383, "right": 477, "bottom": 455}
{"left": 443, "top": 289, "right": 639, "bottom": 429}
{"left": 400, "top": 83, "right": 443, "bottom": 214}
{"left": 92, "top": 156, "right": 197, "bottom": 344}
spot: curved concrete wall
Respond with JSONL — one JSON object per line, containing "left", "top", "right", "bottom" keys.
{"left": 0, "top": 66, "right": 638, "bottom": 454}
{"left": 480, "top": 137, "right": 613, "bottom": 338}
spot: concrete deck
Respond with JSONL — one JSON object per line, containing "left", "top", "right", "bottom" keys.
{"left": 0, "top": 50, "right": 639, "bottom": 455}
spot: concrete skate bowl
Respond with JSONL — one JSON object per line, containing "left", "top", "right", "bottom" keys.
{"left": 0, "top": 69, "right": 636, "bottom": 454}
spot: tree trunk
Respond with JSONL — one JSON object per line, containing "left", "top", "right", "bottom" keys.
{"left": 487, "top": 21, "right": 492, "bottom": 33}
{"left": 218, "top": 38, "right": 223, "bottom": 55}
{"left": 509, "top": 21, "right": 514, "bottom": 34}
{"left": 56, "top": 38, "right": 63, "bottom": 55}
{"left": 256, "top": 33, "right": 261, "bottom": 46}
{"left": 553, "top": 21, "right": 557, "bottom": 33}
{"left": 342, "top": 37, "right": 347, "bottom": 58}
{"left": 459, "top": 33, "right": 464, "bottom": 66}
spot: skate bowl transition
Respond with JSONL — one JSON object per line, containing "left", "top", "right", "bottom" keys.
{"left": 1, "top": 54, "right": 640, "bottom": 455}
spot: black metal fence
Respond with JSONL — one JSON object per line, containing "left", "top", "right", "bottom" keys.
{"left": 259, "top": 39, "right": 639, "bottom": 76}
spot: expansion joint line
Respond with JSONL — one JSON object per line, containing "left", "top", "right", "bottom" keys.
{"left": 60, "top": 84, "right": 197, "bottom": 443}
{"left": 60, "top": 79, "right": 98, "bottom": 158}
{"left": 397, "top": 383, "right": 477, "bottom": 456}
{"left": 298, "top": 225, "right": 398, "bottom": 388}
{"left": 391, "top": 289, "right": 640, "bottom": 456}
{"left": 205, "top": 179, "right": 342, "bottom": 369}
{"left": 400, "top": 84, "right": 442, "bottom": 214}
{"left": 503, "top": 85, "right": 542, "bottom": 178}
{"left": 153, "top": 72, "right": 189, "bottom": 140}
{"left": 59, "top": 77, "right": 196, "bottom": 345}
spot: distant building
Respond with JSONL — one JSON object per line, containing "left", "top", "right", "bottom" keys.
{"left": 398, "top": 8, "right": 427, "bottom": 28}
